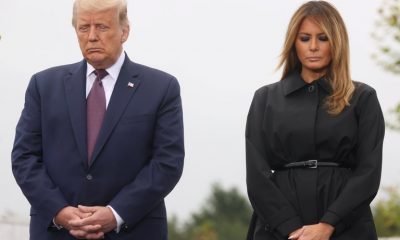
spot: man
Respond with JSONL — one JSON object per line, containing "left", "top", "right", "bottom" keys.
{"left": 12, "top": 0, "right": 184, "bottom": 239}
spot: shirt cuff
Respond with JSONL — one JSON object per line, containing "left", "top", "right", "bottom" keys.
{"left": 52, "top": 218, "right": 63, "bottom": 230}
{"left": 107, "top": 205, "right": 124, "bottom": 233}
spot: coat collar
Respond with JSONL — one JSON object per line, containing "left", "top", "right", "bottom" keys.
{"left": 282, "top": 70, "right": 332, "bottom": 96}
{"left": 317, "top": 76, "right": 332, "bottom": 94}
{"left": 64, "top": 60, "right": 88, "bottom": 164}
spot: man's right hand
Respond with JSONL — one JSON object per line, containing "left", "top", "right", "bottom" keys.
{"left": 54, "top": 206, "right": 104, "bottom": 239}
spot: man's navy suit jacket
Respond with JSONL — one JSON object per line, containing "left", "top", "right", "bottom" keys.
{"left": 12, "top": 55, "right": 184, "bottom": 240}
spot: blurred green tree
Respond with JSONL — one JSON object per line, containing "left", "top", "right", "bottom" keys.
{"left": 372, "top": 0, "right": 400, "bottom": 130}
{"left": 373, "top": 0, "right": 400, "bottom": 73}
{"left": 374, "top": 187, "right": 400, "bottom": 236}
{"left": 168, "top": 183, "right": 252, "bottom": 240}
{"left": 188, "top": 221, "right": 218, "bottom": 240}
{"left": 168, "top": 215, "right": 187, "bottom": 240}
{"left": 372, "top": 0, "right": 400, "bottom": 236}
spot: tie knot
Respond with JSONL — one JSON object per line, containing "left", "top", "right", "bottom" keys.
{"left": 94, "top": 69, "right": 108, "bottom": 81}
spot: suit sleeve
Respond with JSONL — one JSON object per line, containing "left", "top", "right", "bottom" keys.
{"left": 12, "top": 75, "right": 68, "bottom": 223}
{"left": 320, "top": 89, "right": 385, "bottom": 229}
{"left": 246, "top": 88, "right": 302, "bottom": 237}
{"left": 109, "top": 76, "right": 184, "bottom": 231}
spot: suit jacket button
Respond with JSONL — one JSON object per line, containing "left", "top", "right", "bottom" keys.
{"left": 86, "top": 174, "right": 93, "bottom": 180}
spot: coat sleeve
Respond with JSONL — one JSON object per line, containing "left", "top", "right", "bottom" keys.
{"left": 109, "top": 76, "right": 184, "bottom": 231}
{"left": 246, "top": 88, "right": 302, "bottom": 237}
{"left": 11, "top": 75, "right": 68, "bottom": 223}
{"left": 320, "top": 89, "right": 385, "bottom": 228}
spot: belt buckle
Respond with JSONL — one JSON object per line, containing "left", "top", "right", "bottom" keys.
{"left": 305, "top": 160, "right": 318, "bottom": 168}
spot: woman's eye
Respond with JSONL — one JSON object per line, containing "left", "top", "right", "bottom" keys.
{"left": 300, "top": 36, "right": 310, "bottom": 42}
{"left": 319, "top": 35, "right": 329, "bottom": 41}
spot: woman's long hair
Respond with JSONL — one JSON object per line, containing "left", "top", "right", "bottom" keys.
{"left": 278, "top": 1, "right": 354, "bottom": 115}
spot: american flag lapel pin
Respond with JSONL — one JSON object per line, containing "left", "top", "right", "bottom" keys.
{"left": 127, "top": 82, "right": 134, "bottom": 88}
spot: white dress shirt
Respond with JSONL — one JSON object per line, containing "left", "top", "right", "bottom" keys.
{"left": 86, "top": 51, "right": 125, "bottom": 108}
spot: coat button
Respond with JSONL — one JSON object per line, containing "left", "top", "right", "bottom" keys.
{"left": 86, "top": 174, "right": 93, "bottom": 180}
{"left": 308, "top": 85, "right": 315, "bottom": 92}
{"left": 123, "top": 224, "right": 129, "bottom": 231}
{"left": 265, "top": 224, "right": 271, "bottom": 232}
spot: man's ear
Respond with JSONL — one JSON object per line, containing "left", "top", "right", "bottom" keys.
{"left": 121, "top": 24, "right": 130, "bottom": 43}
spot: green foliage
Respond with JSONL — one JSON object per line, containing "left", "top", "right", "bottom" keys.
{"left": 385, "top": 102, "right": 400, "bottom": 130}
{"left": 372, "top": 0, "right": 400, "bottom": 130}
{"left": 168, "top": 215, "right": 187, "bottom": 240}
{"left": 187, "top": 221, "right": 218, "bottom": 240}
{"left": 168, "top": 183, "right": 252, "bottom": 240}
{"left": 372, "top": 0, "right": 400, "bottom": 74}
{"left": 374, "top": 187, "right": 400, "bottom": 236}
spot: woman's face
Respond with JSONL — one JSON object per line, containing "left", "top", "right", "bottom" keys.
{"left": 295, "top": 17, "right": 332, "bottom": 81}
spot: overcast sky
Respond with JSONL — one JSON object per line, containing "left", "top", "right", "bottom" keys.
{"left": 1, "top": 0, "right": 399, "bottom": 222}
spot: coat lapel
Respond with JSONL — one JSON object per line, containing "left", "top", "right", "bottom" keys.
{"left": 64, "top": 61, "right": 88, "bottom": 165}
{"left": 90, "top": 57, "right": 140, "bottom": 165}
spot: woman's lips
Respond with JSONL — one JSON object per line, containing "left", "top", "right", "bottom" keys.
{"left": 306, "top": 57, "right": 322, "bottom": 61}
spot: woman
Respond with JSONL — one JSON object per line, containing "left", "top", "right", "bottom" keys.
{"left": 245, "top": 1, "right": 384, "bottom": 240}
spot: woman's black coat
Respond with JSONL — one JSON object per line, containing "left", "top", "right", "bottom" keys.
{"left": 246, "top": 72, "right": 385, "bottom": 240}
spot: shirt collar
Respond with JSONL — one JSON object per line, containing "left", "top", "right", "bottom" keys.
{"left": 86, "top": 51, "right": 126, "bottom": 79}
{"left": 282, "top": 70, "right": 332, "bottom": 96}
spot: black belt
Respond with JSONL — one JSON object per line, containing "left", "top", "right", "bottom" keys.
{"left": 283, "top": 160, "right": 339, "bottom": 169}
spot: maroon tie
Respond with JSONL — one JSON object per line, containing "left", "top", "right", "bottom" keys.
{"left": 87, "top": 69, "right": 108, "bottom": 163}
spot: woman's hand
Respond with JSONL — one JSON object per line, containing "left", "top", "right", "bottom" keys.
{"left": 290, "top": 223, "right": 334, "bottom": 240}
{"left": 288, "top": 227, "right": 304, "bottom": 239}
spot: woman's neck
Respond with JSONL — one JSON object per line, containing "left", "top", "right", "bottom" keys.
{"left": 301, "top": 69, "right": 326, "bottom": 83}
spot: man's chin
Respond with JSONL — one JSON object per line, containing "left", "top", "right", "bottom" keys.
{"left": 85, "top": 56, "right": 107, "bottom": 68}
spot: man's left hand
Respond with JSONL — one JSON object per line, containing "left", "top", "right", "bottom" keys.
{"left": 68, "top": 205, "right": 117, "bottom": 239}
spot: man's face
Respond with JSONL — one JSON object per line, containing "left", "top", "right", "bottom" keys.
{"left": 75, "top": 8, "right": 129, "bottom": 69}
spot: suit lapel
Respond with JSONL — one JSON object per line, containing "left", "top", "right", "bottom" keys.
{"left": 90, "top": 57, "right": 140, "bottom": 165}
{"left": 64, "top": 61, "right": 88, "bottom": 165}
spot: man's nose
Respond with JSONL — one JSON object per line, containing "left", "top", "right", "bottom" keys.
{"left": 88, "top": 26, "right": 99, "bottom": 42}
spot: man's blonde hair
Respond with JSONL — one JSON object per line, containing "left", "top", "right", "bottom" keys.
{"left": 72, "top": 0, "right": 129, "bottom": 27}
